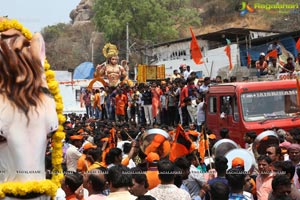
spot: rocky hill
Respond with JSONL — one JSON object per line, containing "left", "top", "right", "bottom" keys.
{"left": 44, "top": 0, "right": 300, "bottom": 70}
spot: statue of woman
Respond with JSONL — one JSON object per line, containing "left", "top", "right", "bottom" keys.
{"left": 0, "top": 18, "right": 58, "bottom": 199}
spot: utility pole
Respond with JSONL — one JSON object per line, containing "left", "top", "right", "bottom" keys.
{"left": 91, "top": 43, "right": 94, "bottom": 65}
{"left": 126, "top": 22, "right": 129, "bottom": 62}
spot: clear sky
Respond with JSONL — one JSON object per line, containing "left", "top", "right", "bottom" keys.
{"left": 2, "top": 0, "right": 80, "bottom": 33}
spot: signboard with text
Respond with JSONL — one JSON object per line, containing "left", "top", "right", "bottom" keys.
{"left": 137, "top": 64, "right": 166, "bottom": 83}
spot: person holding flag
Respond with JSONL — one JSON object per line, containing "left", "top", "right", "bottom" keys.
{"left": 267, "top": 41, "right": 282, "bottom": 57}
{"left": 169, "top": 124, "right": 196, "bottom": 162}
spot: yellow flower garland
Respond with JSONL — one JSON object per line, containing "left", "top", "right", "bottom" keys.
{"left": 0, "top": 18, "right": 65, "bottom": 199}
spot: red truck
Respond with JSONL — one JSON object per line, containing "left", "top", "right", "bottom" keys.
{"left": 205, "top": 80, "right": 300, "bottom": 146}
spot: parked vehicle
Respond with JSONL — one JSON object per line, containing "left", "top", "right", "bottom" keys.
{"left": 205, "top": 80, "right": 300, "bottom": 146}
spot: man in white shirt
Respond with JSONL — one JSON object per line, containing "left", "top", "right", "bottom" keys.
{"left": 99, "top": 87, "right": 107, "bottom": 120}
{"left": 66, "top": 135, "right": 83, "bottom": 172}
{"left": 149, "top": 160, "right": 191, "bottom": 200}
{"left": 197, "top": 96, "right": 205, "bottom": 132}
{"left": 198, "top": 77, "right": 210, "bottom": 94}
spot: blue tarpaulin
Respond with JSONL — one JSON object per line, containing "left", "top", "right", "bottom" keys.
{"left": 73, "top": 62, "right": 94, "bottom": 79}
{"left": 240, "top": 36, "right": 298, "bottom": 67}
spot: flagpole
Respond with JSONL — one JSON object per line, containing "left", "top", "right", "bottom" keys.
{"left": 209, "top": 61, "right": 214, "bottom": 78}
{"left": 203, "top": 125, "right": 213, "bottom": 170}
{"left": 203, "top": 62, "right": 210, "bottom": 77}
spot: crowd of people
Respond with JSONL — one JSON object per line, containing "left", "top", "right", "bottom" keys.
{"left": 255, "top": 49, "right": 300, "bottom": 77}
{"left": 43, "top": 64, "right": 300, "bottom": 200}
{"left": 46, "top": 111, "right": 300, "bottom": 200}
{"left": 80, "top": 64, "right": 226, "bottom": 130}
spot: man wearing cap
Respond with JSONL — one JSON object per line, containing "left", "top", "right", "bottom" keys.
{"left": 146, "top": 152, "right": 161, "bottom": 190}
{"left": 66, "top": 135, "right": 83, "bottom": 172}
{"left": 232, "top": 157, "right": 257, "bottom": 199}
{"left": 77, "top": 142, "right": 97, "bottom": 173}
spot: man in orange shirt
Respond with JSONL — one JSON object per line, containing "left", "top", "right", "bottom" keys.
{"left": 93, "top": 89, "right": 102, "bottom": 119}
{"left": 145, "top": 152, "right": 161, "bottom": 189}
{"left": 77, "top": 142, "right": 97, "bottom": 173}
{"left": 178, "top": 79, "right": 188, "bottom": 126}
{"left": 115, "top": 89, "right": 127, "bottom": 123}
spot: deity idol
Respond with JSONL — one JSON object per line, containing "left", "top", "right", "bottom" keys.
{"left": 94, "top": 43, "right": 129, "bottom": 87}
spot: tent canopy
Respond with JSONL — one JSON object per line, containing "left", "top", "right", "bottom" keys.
{"left": 73, "top": 62, "right": 94, "bottom": 79}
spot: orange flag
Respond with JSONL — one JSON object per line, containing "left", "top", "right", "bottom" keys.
{"left": 296, "top": 77, "right": 300, "bottom": 106}
{"left": 109, "top": 128, "right": 117, "bottom": 149}
{"left": 266, "top": 49, "right": 278, "bottom": 59}
{"left": 169, "top": 124, "right": 195, "bottom": 162}
{"left": 198, "top": 127, "right": 209, "bottom": 161}
{"left": 190, "top": 27, "right": 203, "bottom": 64}
{"left": 224, "top": 45, "right": 233, "bottom": 70}
{"left": 247, "top": 52, "right": 251, "bottom": 66}
{"left": 296, "top": 38, "right": 300, "bottom": 52}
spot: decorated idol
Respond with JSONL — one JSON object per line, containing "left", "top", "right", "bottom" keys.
{"left": 94, "top": 43, "right": 132, "bottom": 87}
{"left": 0, "top": 17, "right": 65, "bottom": 199}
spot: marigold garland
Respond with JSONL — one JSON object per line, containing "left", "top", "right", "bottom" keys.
{"left": 0, "top": 18, "right": 65, "bottom": 199}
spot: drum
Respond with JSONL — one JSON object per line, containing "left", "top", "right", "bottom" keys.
{"left": 225, "top": 149, "right": 256, "bottom": 172}
{"left": 140, "top": 128, "right": 171, "bottom": 158}
{"left": 212, "top": 139, "right": 238, "bottom": 158}
{"left": 253, "top": 130, "right": 279, "bottom": 156}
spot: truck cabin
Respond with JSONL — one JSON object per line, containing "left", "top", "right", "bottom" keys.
{"left": 205, "top": 80, "right": 300, "bottom": 146}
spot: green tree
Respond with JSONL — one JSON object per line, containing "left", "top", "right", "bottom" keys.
{"left": 93, "top": 0, "right": 200, "bottom": 46}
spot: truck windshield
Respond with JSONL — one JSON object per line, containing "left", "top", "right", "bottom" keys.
{"left": 241, "top": 89, "right": 300, "bottom": 122}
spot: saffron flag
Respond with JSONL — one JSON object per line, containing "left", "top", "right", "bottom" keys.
{"left": 296, "top": 38, "right": 300, "bottom": 52}
{"left": 224, "top": 45, "right": 233, "bottom": 70}
{"left": 190, "top": 27, "right": 203, "bottom": 64}
{"left": 169, "top": 124, "right": 195, "bottom": 162}
{"left": 266, "top": 49, "right": 278, "bottom": 59}
{"left": 198, "top": 127, "right": 209, "bottom": 161}
{"left": 247, "top": 52, "right": 251, "bottom": 66}
{"left": 109, "top": 128, "right": 117, "bottom": 149}
{"left": 297, "top": 77, "right": 300, "bottom": 106}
